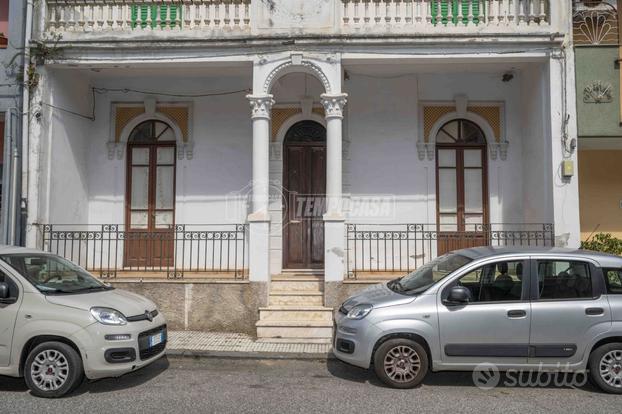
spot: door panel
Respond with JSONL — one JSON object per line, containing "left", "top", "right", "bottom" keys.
{"left": 283, "top": 141, "right": 326, "bottom": 269}
{"left": 436, "top": 145, "right": 488, "bottom": 255}
{"left": 438, "top": 259, "right": 531, "bottom": 365}
{"left": 0, "top": 271, "right": 21, "bottom": 367}
{"left": 125, "top": 143, "right": 176, "bottom": 268}
{"left": 528, "top": 259, "right": 612, "bottom": 365}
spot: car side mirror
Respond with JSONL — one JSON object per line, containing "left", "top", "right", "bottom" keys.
{"left": 444, "top": 286, "right": 472, "bottom": 305}
{"left": 0, "top": 282, "right": 8, "bottom": 299}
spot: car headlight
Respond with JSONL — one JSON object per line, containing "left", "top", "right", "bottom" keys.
{"left": 346, "top": 304, "right": 373, "bottom": 320}
{"left": 90, "top": 307, "right": 127, "bottom": 326}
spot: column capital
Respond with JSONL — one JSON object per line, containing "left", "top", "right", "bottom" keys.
{"left": 320, "top": 93, "right": 348, "bottom": 119}
{"left": 247, "top": 94, "right": 275, "bottom": 120}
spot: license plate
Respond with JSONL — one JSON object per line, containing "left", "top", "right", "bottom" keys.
{"left": 149, "top": 332, "right": 164, "bottom": 347}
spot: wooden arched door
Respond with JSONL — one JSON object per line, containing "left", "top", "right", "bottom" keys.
{"left": 283, "top": 121, "right": 326, "bottom": 269}
{"left": 435, "top": 119, "right": 489, "bottom": 255}
{"left": 124, "top": 120, "right": 177, "bottom": 268}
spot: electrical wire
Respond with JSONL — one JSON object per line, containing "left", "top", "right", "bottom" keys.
{"left": 40, "top": 86, "right": 251, "bottom": 121}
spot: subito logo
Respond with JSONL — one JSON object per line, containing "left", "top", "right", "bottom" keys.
{"left": 473, "top": 363, "right": 501, "bottom": 390}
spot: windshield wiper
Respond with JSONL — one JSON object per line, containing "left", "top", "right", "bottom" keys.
{"left": 70, "top": 286, "right": 111, "bottom": 293}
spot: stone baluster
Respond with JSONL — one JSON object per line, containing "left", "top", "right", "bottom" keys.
{"left": 538, "top": 0, "right": 546, "bottom": 25}
{"left": 405, "top": 0, "right": 413, "bottom": 24}
{"left": 234, "top": 2, "right": 241, "bottom": 27}
{"left": 224, "top": 2, "right": 231, "bottom": 27}
{"left": 425, "top": 0, "right": 432, "bottom": 24}
{"left": 343, "top": 0, "right": 350, "bottom": 25}
{"left": 164, "top": 3, "right": 171, "bottom": 30}
{"left": 47, "top": 3, "right": 57, "bottom": 31}
{"left": 155, "top": 4, "right": 162, "bottom": 29}
{"left": 478, "top": 0, "right": 485, "bottom": 24}
{"left": 487, "top": 0, "right": 494, "bottom": 24}
{"left": 467, "top": 0, "right": 474, "bottom": 25}
{"left": 174, "top": 4, "right": 182, "bottom": 29}
{"left": 125, "top": 3, "right": 133, "bottom": 29}
{"left": 385, "top": 0, "right": 391, "bottom": 23}
{"left": 194, "top": 3, "right": 203, "bottom": 29}
{"left": 67, "top": 4, "right": 76, "bottom": 31}
{"left": 364, "top": 0, "right": 371, "bottom": 25}
{"left": 518, "top": 0, "right": 526, "bottom": 25}
{"left": 394, "top": 0, "right": 402, "bottom": 24}
{"left": 435, "top": 0, "right": 442, "bottom": 26}
{"left": 507, "top": 0, "right": 515, "bottom": 25}
{"left": 457, "top": 0, "right": 464, "bottom": 25}
{"left": 374, "top": 0, "right": 381, "bottom": 24}
{"left": 106, "top": 4, "right": 113, "bottom": 30}
{"left": 528, "top": 0, "right": 535, "bottom": 25}
{"left": 353, "top": 0, "right": 361, "bottom": 25}
{"left": 214, "top": 2, "right": 221, "bottom": 26}
{"left": 184, "top": 2, "right": 192, "bottom": 29}
{"left": 244, "top": 1, "right": 250, "bottom": 26}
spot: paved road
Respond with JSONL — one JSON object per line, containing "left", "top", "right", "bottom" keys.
{"left": 1, "top": 357, "right": 619, "bottom": 413}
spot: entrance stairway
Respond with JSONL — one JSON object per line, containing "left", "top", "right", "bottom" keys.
{"left": 256, "top": 272, "right": 334, "bottom": 344}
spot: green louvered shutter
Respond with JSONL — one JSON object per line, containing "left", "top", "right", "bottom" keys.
{"left": 431, "top": 1, "right": 484, "bottom": 26}
{"left": 131, "top": 4, "right": 182, "bottom": 29}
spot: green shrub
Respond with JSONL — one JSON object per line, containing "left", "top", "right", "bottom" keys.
{"left": 581, "top": 233, "right": 622, "bottom": 255}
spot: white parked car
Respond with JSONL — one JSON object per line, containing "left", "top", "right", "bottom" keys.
{"left": 0, "top": 246, "right": 167, "bottom": 398}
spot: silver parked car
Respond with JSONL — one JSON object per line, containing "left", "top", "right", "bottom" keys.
{"left": 334, "top": 247, "right": 622, "bottom": 393}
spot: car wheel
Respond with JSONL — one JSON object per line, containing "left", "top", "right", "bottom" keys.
{"left": 373, "top": 338, "right": 429, "bottom": 389}
{"left": 589, "top": 342, "right": 622, "bottom": 394}
{"left": 24, "top": 341, "right": 84, "bottom": 398}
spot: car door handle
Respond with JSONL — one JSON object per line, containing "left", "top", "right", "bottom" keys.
{"left": 507, "top": 310, "right": 527, "bottom": 318}
{"left": 585, "top": 307, "right": 604, "bottom": 316}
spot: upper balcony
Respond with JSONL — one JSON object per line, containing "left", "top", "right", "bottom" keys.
{"left": 41, "top": 0, "right": 565, "bottom": 45}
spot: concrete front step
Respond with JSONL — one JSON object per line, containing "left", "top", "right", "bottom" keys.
{"left": 259, "top": 306, "right": 333, "bottom": 322}
{"left": 256, "top": 320, "right": 334, "bottom": 340}
{"left": 270, "top": 280, "right": 324, "bottom": 292}
{"left": 269, "top": 291, "right": 324, "bottom": 306}
{"left": 272, "top": 275, "right": 324, "bottom": 281}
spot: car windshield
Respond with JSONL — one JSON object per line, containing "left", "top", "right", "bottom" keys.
{"left": 388, "top": 253, "right": 472, "bottom": 295}
{"left": 0, "top": 254, "right": 111, "bottom": 294}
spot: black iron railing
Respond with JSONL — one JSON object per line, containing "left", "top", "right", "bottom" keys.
{"left": 345, "top": 223, "right": 555, "bottom": 279}
{"left": 41, "top": 224, "right": 248, "bottom": 279}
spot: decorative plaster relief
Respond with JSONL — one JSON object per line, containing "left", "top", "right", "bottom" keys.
{"left": 583, "top": 80, "right": 613, "bottom": 103}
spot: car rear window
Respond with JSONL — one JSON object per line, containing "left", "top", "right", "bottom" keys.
{"left": 604, "top": 269, "right": 622, "bottom": 294}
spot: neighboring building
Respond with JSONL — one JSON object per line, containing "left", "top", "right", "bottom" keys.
{"left": 25, "top": 1, "right": 577, "bottom": 339}
{"left": 573, "top": 0, "right": 622, "bottom": 240}
{"left": 0, "top": 0, "right": 25, "bottom": 245}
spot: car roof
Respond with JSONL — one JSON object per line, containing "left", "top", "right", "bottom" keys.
{"left": 454, "top": 246, "right": 622, "bottom": 267}
{"left": 0, "top": 245, "right": 54, "bottom": 255}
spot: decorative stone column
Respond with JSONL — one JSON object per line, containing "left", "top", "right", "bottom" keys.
{"left": 247, "top": 94, "right": 274, "bottom": 282}
{"left": 321, "top": 93, "right": 348, "bottom": 282}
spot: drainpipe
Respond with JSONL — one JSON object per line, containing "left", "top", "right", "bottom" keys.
{"left": 21, "top": 0, "right": 34, "bottom": 246}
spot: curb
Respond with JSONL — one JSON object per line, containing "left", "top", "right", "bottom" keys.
{"left": 167, "top": 349, "right": 336, "bottom": 361}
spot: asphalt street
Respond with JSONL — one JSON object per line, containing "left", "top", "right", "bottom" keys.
{"left": 1, "top": 356, "right": 620, "bottom": 414}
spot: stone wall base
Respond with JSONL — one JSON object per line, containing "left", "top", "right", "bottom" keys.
{"left": 109, "top": 281, "right": 268, "bottom": 336}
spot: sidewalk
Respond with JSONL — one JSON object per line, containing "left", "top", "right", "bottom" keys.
{"left": 167, "top": 331, "right": 334, "bottom": 360}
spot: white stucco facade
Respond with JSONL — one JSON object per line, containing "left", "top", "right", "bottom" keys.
{"left": 24, "top": 0, "right": 579, "bottom": 283}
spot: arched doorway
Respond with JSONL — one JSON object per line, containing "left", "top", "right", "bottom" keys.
{"left": 125, "top": 120, "right": 177, "bottom": 268}
{"left": 435, "top": 118, "right": 489, "bottom": 254}
{"left": 282, "top": 120, "right": 326, "bottom": 269}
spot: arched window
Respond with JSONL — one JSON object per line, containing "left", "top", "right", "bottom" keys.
{"left": 128, "top": 120, "right": 176, "bottom": 143}
{"left": 435, "top": 119, "right": 489, "bottom": 253}
{"left": 125, "top": 120, "right": 176, "bottom": 267}
{"left": 435, "top": 119, "right": 486, "bottom": 145}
